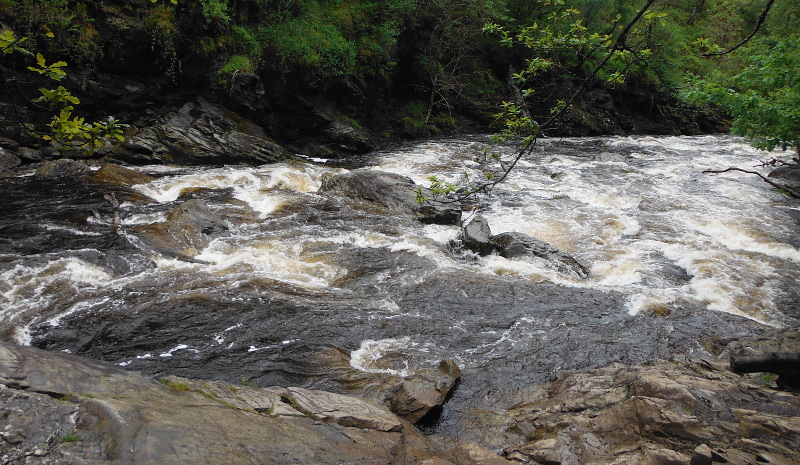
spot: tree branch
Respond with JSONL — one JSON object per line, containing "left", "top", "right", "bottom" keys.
{"left": 703, "top": 0, "right": 775, "bottom": 57}
{"left": 703, "top": 167, "right": 800, "bottom": 199}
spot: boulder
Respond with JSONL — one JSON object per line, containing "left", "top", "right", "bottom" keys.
{"left": 320, "top": 170, "right": 461, "bottom": 225}
{"left": 0, "top": 342, "right": 459, "bottom": 465}
{"left": 310, "top": 347, "right": 462, "bottom": 423}
{"left": 110, "top": 98, "right": 290, "bottom": 165}
{"left": 133, "top": 199, "right": 228, "bottom": 259}
{"left": 17, "top": 147, "right": 42, "bottom": 162}
{"left": 768, "top": 164, "right": 800, "bottom": 191}
{"left": 34, "top": 158, "right": 91, "bottom": 179}
{"left": 491, "top": 232, "right": 589, "bottom": 279}
{"left": 0, "top": 147, "right": 20, "bottom": 172}
{"left": 81, "top": 163, "right": 156, "bottom": 187}
{"left": 462, "top": 215, "right": 494, "bottom": 256}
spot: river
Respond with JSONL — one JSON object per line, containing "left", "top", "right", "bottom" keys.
{"left": 1, "top": 134, "right": 798, "bottom": 440}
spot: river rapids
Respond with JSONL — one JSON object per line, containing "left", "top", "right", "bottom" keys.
{"left": 1, "top": 135, "right": 798, "bottom": 438}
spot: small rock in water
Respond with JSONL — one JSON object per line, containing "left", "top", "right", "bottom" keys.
{"left": 34, "top": 158, "right": 91, "bottom": 179}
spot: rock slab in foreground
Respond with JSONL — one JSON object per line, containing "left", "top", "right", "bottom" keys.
{"left": 0, "top": 342, "right": 486, "bottom": 465}
{"left": 491, "top": 360, "right": 800, "bottom": 465}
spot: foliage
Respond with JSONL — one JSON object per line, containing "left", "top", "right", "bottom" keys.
{"left": 61, "top": 432, "right": 82, "bottom": 443}
{"left": 0, "top": 28, "right": 127, "bottom": 156}
{"left": 684, "top": 35, "right": 800, "bottom": 154}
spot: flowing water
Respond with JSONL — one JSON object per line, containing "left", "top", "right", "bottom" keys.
{"left": 1, "top": 135, "right": 798, "bottom": 440}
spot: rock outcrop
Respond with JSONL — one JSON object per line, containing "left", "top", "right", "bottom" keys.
{"left": 487, "top": 360, "right": 800, "bottom": 465}
{"left": 34, "top": 159, "right": 91, "bottom": 179}
{"left": 768, "top": 164, "right": 800, "bottom": 193}
{"left": 109, "top": 98, "right": 290, "bottom": 165}
{"left": 461, "top": 215, "right": 589, "bottom": 279}
{"left": 319, "top": 169, "right": 462, "bottom": 224}
{"left": 0, "top": 342, "right": 469, "bottom": 465}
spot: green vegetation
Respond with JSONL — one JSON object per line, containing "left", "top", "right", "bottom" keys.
{"left": 159, "top": 377, "right": 191, "bottom": 391}
{"left": 61, "top": 432, "right": 82, "bottom": 443}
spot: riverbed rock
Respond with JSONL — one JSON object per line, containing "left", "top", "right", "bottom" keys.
{"left": 488, "top": 360, "right": 800, "bottom": 465}
{"left": 81, "top": 163, "right": 156, "bottom": 187}
{"left": 319, "top": 169, "right": 461, "bottom": 224}
{"left": 133, "top": 199, "right": 228, "bottom": 259}
{"left": 311, "top": 347, "right": 462, "bottom": 423}
{"left": 768, "top": 164, "right": 800, "bottom": 192}
{"left": 0, "top": 147, "right": 20, "bottom": 173}
{"left": 0, "top": 342, "right": 459, "bottom": 465}
{"left": 463, "top": 215, "right": 494, "bottom": 256}
{"left": 491, "top": 232, "right": 589, "bottom": 279}
{"left": 110, "top": 98, "right": 290, "bottom": 165}
{"left": 34, "top": 158, "right": 91, "bottom": 179}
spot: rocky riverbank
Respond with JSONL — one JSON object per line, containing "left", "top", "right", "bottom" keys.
{"left": 3, "top": 332, "right": 799, "bottom": 465}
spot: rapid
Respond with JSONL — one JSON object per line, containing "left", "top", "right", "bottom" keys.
{"left": 1, "top": 135, "right": 798, "bottom": 438}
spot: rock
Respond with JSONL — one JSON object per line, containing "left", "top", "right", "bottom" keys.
{"left": 0, "top": 147, "right": 21, "bottom": 171}
{"left": 0, "top": 342, "right": 458, "bottom": 465}
{"left": 310, "top": 347, "right": 461, "bottom": 423}
{"left": 768, "top": 164, "right": 800, "bottom": 191}
{"left": 453, "top": 441, "right": 516, "bottom": 465}
{"left": 110, "top": 98, "right": 290, "bottom": 165}
{"left": 81, "top": 163, "right": 156, "bottom": 187}
{"left": 491, "top": 359, "right": 800, "bottom": 465}
{"left": 462, "top": 215, "right": 494, "bottom": 256}
{"left": 133, "top": 199, "right": 228, "bottom": 259}
{"left": 490, "top": 231, "right": 589, "bottom": 279}
{"left": 34, "top": 158, "right": 91, "bottom": 179}
{"left": 320, "top": 170, "right": 461, "bottom": 224}
{"left": 691, "top": 444, "right": 713, "bottom": 465}
{"left": 17, "top": 147, "right": 42, "bottom": 162}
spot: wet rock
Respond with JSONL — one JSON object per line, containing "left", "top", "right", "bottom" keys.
{"left": 133, "top": 199, "right": 228, "bottom": 259}
{"left": 491, "top": 232, "right": 589, "bottom": 279}
{"left": 463, "top": 215, "right": 494, "bottom": 256}
{"left": 310, "top": 347, "right": 461, "bottom": 423}
{"left": 0, "top": 147, "right": 21, "bottom": 172}
{"left": 110, "top": 98, "right": 290, "bottom": 165}
{"left": 17, "top": 147, "right": 43, "bottom": 162}
{"left": 81, "top": 163, "right": 156, "bottom": 187}
{"left": 34, "top": 158, "right": 91, "bottom": 179}
{"left": 319, "top": 170, "right": 461, "bottom": 224}
{"left": 453, "top": 441, "right": 516, "bottom": 465}
{"left": 0, "top": 342, "right": 458, "bottom": 465}
{"left": 491, "top": 359, "right": 800, "bottom": 465}
{"left": 768, "top": 164, "right": 800, "bottom": 191}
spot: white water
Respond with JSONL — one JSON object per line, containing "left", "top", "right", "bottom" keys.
{"left": 1, "top": 135, "right": 797, "bottom": 355}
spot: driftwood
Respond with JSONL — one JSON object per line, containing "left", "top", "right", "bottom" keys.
{"left": 730, "top": 353, "right": 800, "bottom": 389}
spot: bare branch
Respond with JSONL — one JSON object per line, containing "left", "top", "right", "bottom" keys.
{"left": 703, "top": 167, "right": 800, "bottom": 198}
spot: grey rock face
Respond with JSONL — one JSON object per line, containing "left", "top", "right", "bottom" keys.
{"left": 111, "top": 98, "right": 290, "bottom": 165}
{"left": 320, "top": 170, "right": 461, "bottom": 224}
{"left": 133, "top": 199, "right": 228, "bottom": 259}
{"left": 462, "top": 215, "right": 494, "bottom": 256}
{"left": 0, "top": 148, "right": 21, "bottom": 172}
{"left": 0, "top": 342, "right": 469, "bottom": 465}
{"left": 491, "top": 232, "right": 589, "bottom": 279}
{"left": 768, "top": 164, "right": 800, "bottom": 191}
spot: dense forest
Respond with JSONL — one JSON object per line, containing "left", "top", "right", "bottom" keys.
{"left": 0, "top": 0, "right": 798, "bottom": 164}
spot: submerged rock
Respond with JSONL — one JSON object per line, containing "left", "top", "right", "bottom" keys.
{"left": 133, "top": 199, "right": 228, "bottom": 259}
{"left": 491, "top": 232, "right": 589, "bottom": 279}
{"left": 320, "top": 169, "right": 461, "bottom": 224}
{"left": 0, "top": 342, "right": 463, "bottom": 465}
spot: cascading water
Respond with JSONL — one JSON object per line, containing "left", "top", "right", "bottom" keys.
{"left": 1, "top": 135, "right": 797, "bottom": 439}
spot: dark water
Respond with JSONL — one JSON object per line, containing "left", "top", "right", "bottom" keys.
{"left": 1, "top": 135, "right": 797, "bottom": 440}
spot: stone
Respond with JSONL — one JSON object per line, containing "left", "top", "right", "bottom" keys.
{"left": 768, "top": 164, "right": 800, "bottom": 191}
{"left": 320, "top": 170, "right": 461, "bottom": 225}
{"left": 462, "top": 215, "right": 494, "bottom": 256}
{"left": 0, "top": 147, "right": 21, "bottom": 172}
{"left": 17, "top": 147, "right": 42, "bottom": 162}
{"left": 110, "top": 98, "right": 290, "bottom": 165}
{"left": 34, "top": 158, "right": 91, "bottom": 179}
{"left": 81, "top": 163, "right": 156, "bottom": 187}
{"left": 490, "top": 231, "right": 589, "bottom": 279}
{"left": 690, "top": 444, "right": 713, "bottom": 465}
{"left": 452, "top": 441, "right": 515, "bottom": 465}
{"left": 133, "top": 199, "right": 228, "bottom": 259}
{"left": 0, "top": 342, "right": 459, "bottom": 465}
